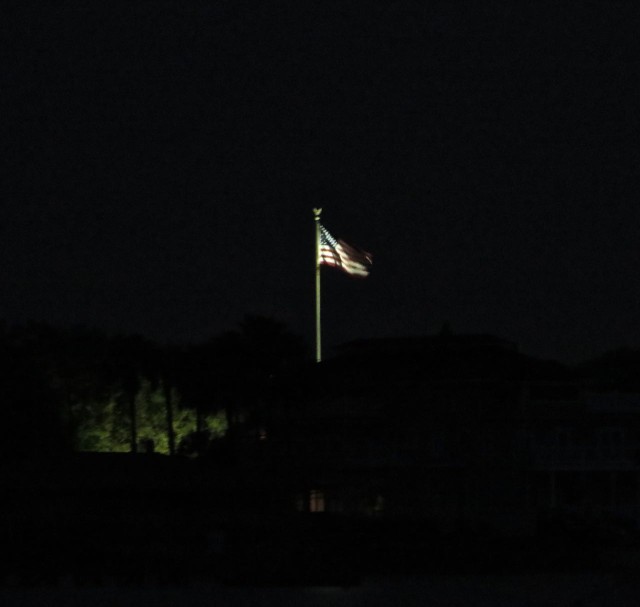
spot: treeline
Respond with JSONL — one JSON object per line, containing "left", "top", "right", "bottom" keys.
{"left": 0, "top": 316, "right": 309, "bottom": 461}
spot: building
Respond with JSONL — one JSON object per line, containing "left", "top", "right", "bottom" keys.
{"left": 228, "top": 333, "right": 640, "bottom": 539}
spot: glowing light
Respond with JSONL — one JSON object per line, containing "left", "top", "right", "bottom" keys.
{"left": 309, "top": 489, "right": 325, "bottom": 513}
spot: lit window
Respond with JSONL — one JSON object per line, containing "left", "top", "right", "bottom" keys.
{"left": 309, "top": 489, "right": 325, "bottom": 513}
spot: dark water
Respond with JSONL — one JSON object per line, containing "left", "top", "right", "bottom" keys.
{"left": 1, "top": 574, "right": 639, "bottom": 607}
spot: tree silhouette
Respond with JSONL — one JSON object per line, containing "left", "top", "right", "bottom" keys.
{"left": 0, "top": 323, "right": 71, "bottom": 460}
{"left": 0, "top": 316, "right": 307, "bottom": 459}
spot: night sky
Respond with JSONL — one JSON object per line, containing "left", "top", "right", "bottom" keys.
{"left": 3, "top": 2, "right": 640, "bottom": 363}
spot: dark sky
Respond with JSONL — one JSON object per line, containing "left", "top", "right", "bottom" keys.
{"left": 3, "top": 2, "right": 640, "bottom": 362}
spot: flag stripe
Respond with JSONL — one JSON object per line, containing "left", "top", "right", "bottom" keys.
{"left": 318, "top": 224, "right": 372, "bottom": 277}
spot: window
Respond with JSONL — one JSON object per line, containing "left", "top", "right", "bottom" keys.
{"left": 309, "top": 489, "right": 325, "bottom": 513}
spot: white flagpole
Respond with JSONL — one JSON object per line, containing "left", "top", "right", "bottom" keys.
{"left": 313, "top": 208, "right": 322, "bottom": 362}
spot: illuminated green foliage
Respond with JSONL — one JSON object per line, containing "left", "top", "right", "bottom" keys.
{"left": 72, "top": 377, "right": 227, "bottom": 454}
{"left": 202, "top": 409, "right": 228, "bottom": 437}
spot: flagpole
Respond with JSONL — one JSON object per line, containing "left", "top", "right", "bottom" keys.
{"left": 313, "top": 208, "right": 322, "bottom": 362}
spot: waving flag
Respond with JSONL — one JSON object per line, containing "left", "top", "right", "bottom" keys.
{"left": 319, "top": 224, "right": 372, "bottom": 277}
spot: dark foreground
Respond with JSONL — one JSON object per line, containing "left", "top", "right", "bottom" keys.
{"left": 3, "top": 454, "right": 640, "bottom": 604}
{"left": 2, "top": 573, "right": 640, "bottom": 607}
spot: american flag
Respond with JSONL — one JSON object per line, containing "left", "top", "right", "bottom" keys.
{"left": 319, "top": 224, "right": 372, "bottom": 277}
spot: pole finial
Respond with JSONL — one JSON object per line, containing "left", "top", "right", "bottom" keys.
{"left": 313, "top": 207, "right": 322, "bottom": 220}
